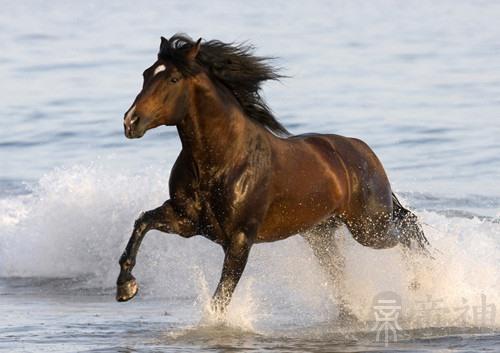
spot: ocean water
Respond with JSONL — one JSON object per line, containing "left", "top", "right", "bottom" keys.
{"left": 1, "top": 1, "right": 500, "bottom": 352}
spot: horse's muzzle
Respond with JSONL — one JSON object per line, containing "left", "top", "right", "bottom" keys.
{"left": 123, "top": 113, "right": 143, "bottom": 138}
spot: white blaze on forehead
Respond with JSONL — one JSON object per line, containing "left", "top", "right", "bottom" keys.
{"left": 153, "top": 64, "right": 166, "bottom": 76}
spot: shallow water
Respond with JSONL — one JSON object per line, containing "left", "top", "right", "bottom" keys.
{"left": 1, "top": 1, "right": 500, "bottom": 352}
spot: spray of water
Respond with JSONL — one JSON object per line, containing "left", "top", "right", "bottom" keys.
{"left": 1, "top": 161, "right": 499, "bottom": 331}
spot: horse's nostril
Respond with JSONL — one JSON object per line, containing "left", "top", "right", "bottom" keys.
{"left": 123, "top": 111, "right": 141, "bottom": 138}
{"left": 131, "top": 115, "right": 140, "bottom": 126}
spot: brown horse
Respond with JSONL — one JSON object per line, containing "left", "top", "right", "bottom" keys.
{"left": 116, "top": 34, "right": 429, "bottom": 315}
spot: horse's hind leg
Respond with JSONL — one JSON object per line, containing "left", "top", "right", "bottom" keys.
{"left": 345, "top": 194, "right": 431, "bottom": 290}
{"left": 344, "top": 211, "right": 399, "bottom": 250}
{"left": 345, "top": 193, "right": 429, "bottom": 252}
{"left": 302, "top": 218, "right": 355, "bottom": 322}
{"left": 392, "top": 193, "right": 431, "bottom": 290}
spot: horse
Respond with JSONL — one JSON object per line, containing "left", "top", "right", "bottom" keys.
{"left": 116, "top": 34, "right": 429, "bottom": 316}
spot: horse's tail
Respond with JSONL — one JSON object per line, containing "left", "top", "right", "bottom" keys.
{"left": 392, "top": 192, "right": 430, "bottom": 254}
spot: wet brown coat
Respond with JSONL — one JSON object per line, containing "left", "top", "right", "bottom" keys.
{"left": 115, "top": 35, "right": 424, "bottom": 312}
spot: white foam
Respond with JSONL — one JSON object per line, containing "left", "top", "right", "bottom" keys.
{"left": 1, "top": 161, "right": 499, "bottom": 330}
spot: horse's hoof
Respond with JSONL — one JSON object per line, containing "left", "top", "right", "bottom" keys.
{"left": 116, "top": 278, "right": 138, "bottom": 302}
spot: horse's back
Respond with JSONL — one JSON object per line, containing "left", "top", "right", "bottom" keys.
{"left": 286, "top": 132, "right": 389, "bottom": 185}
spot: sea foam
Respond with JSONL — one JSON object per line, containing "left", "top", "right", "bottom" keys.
{"left": 1, "top": 161, "right": 498, "bottom": 330}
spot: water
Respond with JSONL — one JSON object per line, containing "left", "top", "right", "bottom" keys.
{"left": 1, "top": 1, "right": 500, "bottom": 352}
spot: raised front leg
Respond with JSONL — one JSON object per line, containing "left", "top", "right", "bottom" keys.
{"left": 116, "top": 200, "right": 196, "bottom": 302}
{"left": 211, "top": 231, "right": 253, "bottom": 314}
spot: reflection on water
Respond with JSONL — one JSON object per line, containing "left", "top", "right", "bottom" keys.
{"left": 1, "top": 275, "right": 498, "bottom": 353}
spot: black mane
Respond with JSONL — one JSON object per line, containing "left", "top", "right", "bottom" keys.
{"left": 158, "top": 34, "right": 290, "bottom": 136}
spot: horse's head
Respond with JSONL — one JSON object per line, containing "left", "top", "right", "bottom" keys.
{"left": 123, "top": 36, "right": 201, "bottom": 138}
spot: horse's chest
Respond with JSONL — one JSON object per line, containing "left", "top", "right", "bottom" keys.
{"left": 194, "top": 187, "right": 230, "bottom": 245}
{"left": 193, "top": 177, "right": 248, "bottom": 245}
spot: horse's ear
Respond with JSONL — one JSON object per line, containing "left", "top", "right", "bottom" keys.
{"left": 160, "top": 36, "right": 168, "bottom": 51}
{"left": 186, "top": 38, "right": 202, "bottom": 62}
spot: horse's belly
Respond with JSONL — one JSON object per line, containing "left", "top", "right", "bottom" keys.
{"left": 254, "top": 134, "right": 350, "bottom": 242}
{"left": 255, "top": 193, "right": 336, "bottom": 242}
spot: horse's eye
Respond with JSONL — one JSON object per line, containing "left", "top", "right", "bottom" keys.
{"left": 170, "top": 77, "right": 179, "bottom": 84}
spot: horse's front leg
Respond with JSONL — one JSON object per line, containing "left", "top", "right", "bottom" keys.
{"left": 211, "top": 231, "right": 253, "bottom": 314}
{"left": 116, "top": 200, "right": 195, "bottom": 302}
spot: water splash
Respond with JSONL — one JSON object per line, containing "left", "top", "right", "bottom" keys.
{"left": 1, "top": 161, "right": 499, "bottom": 331}
{"left": 192, "top": 266, "right": 258, "bottom": 331}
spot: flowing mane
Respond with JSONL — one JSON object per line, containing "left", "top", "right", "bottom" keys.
{"left": 119, "top": 34, "right": 430, "bottom": 313}
{"left": 158, "top": 34, "right": 290, "bottom": 136}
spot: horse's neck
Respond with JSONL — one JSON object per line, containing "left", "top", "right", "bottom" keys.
{"left": 176, "top": 79, "right": 257, "bottom": 166}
